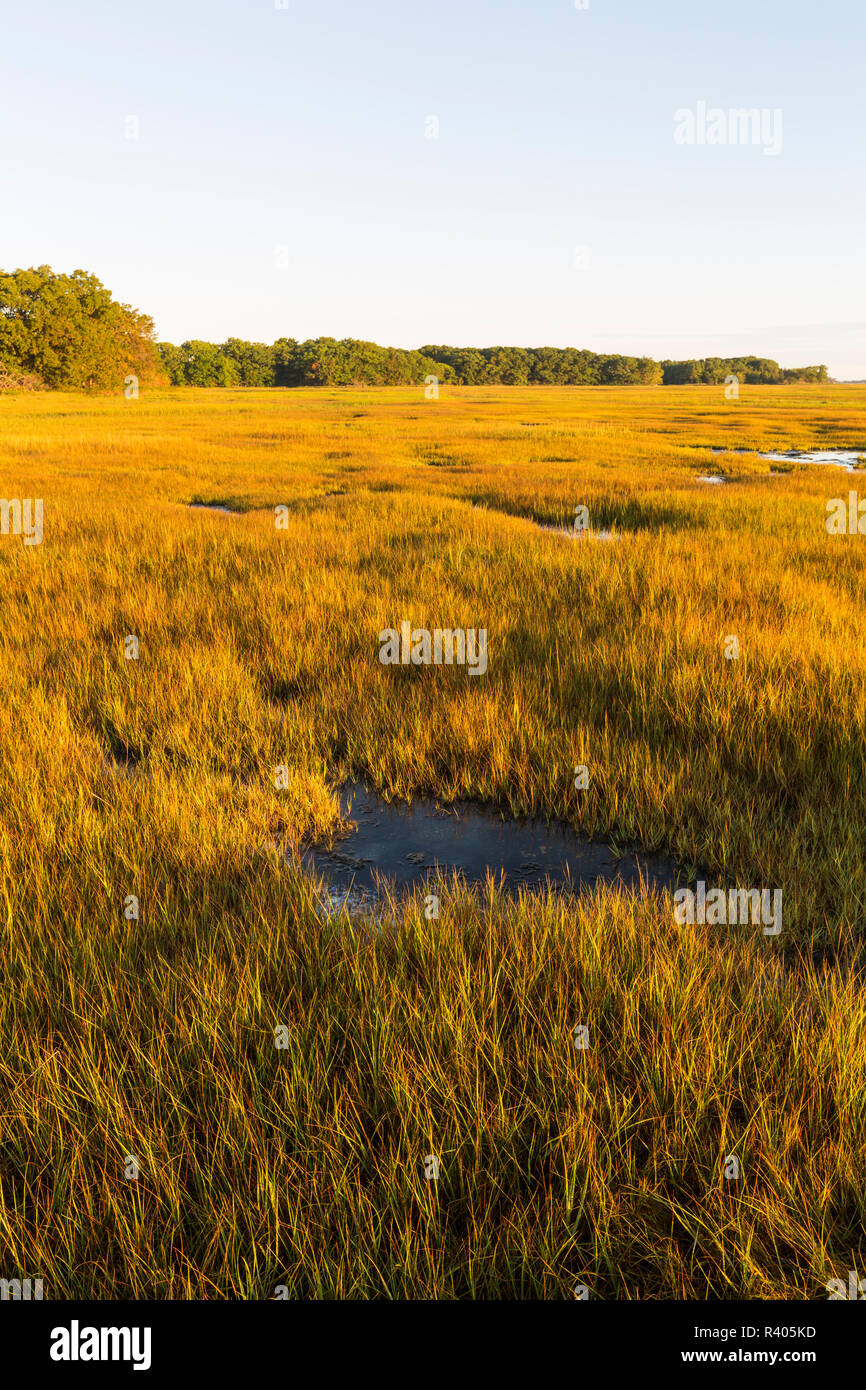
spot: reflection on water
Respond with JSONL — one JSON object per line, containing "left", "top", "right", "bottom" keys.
{"left": 757, "top": 449, "right": 865, "bottom": 472}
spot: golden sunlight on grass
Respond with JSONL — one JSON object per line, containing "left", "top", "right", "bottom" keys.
{"left": 0, "top": 383, "right": 863, "bottom": 1297}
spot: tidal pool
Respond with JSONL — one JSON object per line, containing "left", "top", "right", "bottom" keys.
{"left": 706, "top": 447, "right": 866, "bottom": 472}
{"left": 300, "top": 780, "right": 682, "bottom": 912}
{"left": 757, "top": 449, "right": 865, "bottom": 471}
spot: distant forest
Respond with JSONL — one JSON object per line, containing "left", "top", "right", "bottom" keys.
{"left": 157, "top": 337, "right": 829, "bottom": 388}
{"left": 0, "top": 268, "right": 829, "bottom": 390}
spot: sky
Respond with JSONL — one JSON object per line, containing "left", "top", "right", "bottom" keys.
{"left": 2, "top": 0, "right": 865, "bottom": 376}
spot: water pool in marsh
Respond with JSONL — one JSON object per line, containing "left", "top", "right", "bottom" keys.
{"left": 299, "top": 780, "right": 684, "bottom": 913}
{"left": 757, "top": 449, "right": 865, "bottom": 471}
{"left": 707, "top": 447, "right": 865, "bottom": 471}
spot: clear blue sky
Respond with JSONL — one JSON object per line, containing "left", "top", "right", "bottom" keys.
{"left": 3, "top": 0, "right": 864, "bottom": 375}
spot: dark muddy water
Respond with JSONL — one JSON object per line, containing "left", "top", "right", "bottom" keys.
{"left": 301, "top": 780, "right": 683, "bottom": 912}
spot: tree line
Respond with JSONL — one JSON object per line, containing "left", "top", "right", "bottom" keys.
{"left": 157, "top": 338, "right": 666, "bottom": 387}
{"left": 0, "top": 267, "right": 829, "bottom": 390}
{"left": 157, "top": 340, "right": 827, "bottom": 387}
{"left": 660, "top": 357, "right": 828, "bottom": 385}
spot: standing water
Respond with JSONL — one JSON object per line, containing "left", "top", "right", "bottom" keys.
{"left": 299, "top": 780, "right": 683, "bottom": 913}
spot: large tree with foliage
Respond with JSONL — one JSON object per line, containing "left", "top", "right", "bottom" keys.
{"left": 0, "top": 266, "right": 163, "bottom": 389}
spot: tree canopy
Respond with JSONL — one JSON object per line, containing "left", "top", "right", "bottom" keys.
{"left": 660, "top": 356, "right": 828, "bottom": 385}
{"left": 0, "top": 266, "right": 163, "bottom": 390}
{"left": 0, "top": 267, "right": 829, "bottom": 391}
{"left": 159, "top": 338, "right": 827, "bottom": 388}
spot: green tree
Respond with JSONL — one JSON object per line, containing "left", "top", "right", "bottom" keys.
{"left": 221, "top": 338, "right": 276, "bottom": 386}
{"left": 0, "top": 266, "right": 163, "bottom": 389}
{"left": 157, "top": 342, "right": 187, "bottom": 385}
{"left": 178, "top": 340, "right": 239, "bottom": 386}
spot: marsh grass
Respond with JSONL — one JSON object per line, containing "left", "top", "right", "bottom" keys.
{"left": 0, "top": 383, "right": 863, "bottom": 1297}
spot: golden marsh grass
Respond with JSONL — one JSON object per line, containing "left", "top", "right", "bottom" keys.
{"left": 0, "top": 383, "right": 863, "bottom": 1297}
